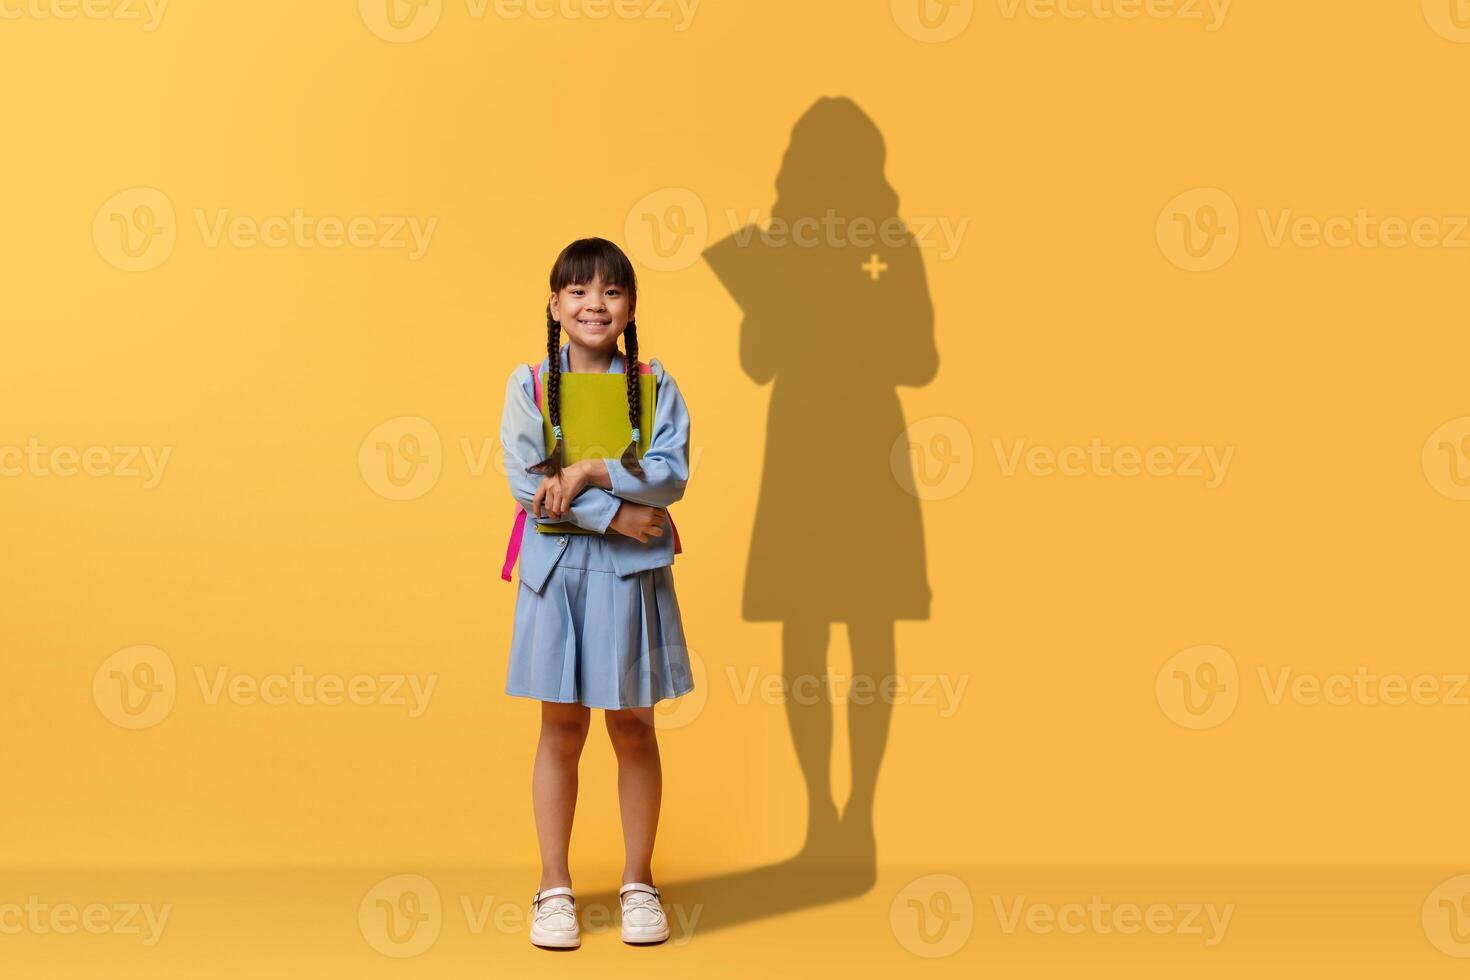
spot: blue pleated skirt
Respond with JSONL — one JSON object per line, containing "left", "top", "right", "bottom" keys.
{"left": 506, "top": 533, "right": 694, "bottom": 710}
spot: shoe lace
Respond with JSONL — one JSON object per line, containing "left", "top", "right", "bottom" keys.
{"left": 535, "top": 896, "right": 576, "bottom": 925}
{"left": 622, "top": 891, "right": 663, "bottom": 917}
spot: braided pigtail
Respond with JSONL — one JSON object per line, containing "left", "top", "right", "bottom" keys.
{"left": 526, "top": 304, "right": 565, "bottom": 476}
{"left": 619, "top": 318, "right": 646, "bottom": 477}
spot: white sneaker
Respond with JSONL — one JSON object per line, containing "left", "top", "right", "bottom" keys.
{"left": 619, "top": 882, "right": 671, "bottom": 944}
{"left": 529, "top": 886, "right": 579, "bottom": 949}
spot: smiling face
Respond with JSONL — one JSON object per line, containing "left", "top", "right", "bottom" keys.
{"left": 549, "top": 273, "right": 631, "bottom": 354}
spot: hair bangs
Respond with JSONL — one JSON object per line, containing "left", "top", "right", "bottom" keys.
{"left": 549, "top": 237, "right": 637, "bottom": 304}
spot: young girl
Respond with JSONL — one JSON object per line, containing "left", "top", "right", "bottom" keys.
{"left": 499, "top": 237, "right": 694, "bottom": 949}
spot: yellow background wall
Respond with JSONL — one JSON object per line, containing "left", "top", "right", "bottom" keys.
{"left": 3, "top": 0, "right": 1468, "bottom": 901}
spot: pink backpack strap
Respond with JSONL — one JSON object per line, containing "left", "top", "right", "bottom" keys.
{"left": 501, "top": 363, "right": 541, "bottom": 581}
{"left": 502, "top": 358, "right": 680, "bottom": 583}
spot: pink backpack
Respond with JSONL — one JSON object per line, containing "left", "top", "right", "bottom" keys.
{"left": 501, "top": 360, "right": 683, "bottom": 582}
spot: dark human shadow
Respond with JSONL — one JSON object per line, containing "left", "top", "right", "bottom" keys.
{"left": 581, "top": 95, "right": 940, "bottom": 937}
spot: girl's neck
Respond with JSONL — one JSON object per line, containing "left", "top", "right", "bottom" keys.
{"left": 565, "top": 341, "right": 617, "bottom": 374}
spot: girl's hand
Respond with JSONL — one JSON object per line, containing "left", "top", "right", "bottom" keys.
{"left": 609, "top": 501, "right": 667, "bottom": 542}
{"left": 532, "top": 463, "right": 589, "bottom": 519}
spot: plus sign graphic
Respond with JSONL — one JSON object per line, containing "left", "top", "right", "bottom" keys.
{"left": 862, "top": 253, "right": 889, "bottom": 280}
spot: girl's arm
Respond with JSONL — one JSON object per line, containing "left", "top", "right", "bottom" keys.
{"left": 582, "top": 360, "right": 690, "bottom": 509}
{"left": 499, "top": 367, "right": 622, "bottom": 533}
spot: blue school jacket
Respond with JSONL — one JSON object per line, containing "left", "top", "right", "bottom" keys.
{"left": 500, "top": 342, "right": 690, "bottom": 595}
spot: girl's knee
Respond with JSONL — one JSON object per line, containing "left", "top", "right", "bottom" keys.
{"left": 540, "top": 702, "right": 591, "bottom": 750}
{"left": 604, "top": 707, "right": 657, "bottom": 749}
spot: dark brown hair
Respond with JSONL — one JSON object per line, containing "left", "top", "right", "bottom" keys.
{"left": 527, "top": 237, "right": 646, "bottom": 479}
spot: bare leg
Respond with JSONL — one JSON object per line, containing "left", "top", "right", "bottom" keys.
{"left": 605, "top": 706, "right": 662, "bottom": 885}
{"left": 534, "top": 701, "right": 591, "bottom": 891}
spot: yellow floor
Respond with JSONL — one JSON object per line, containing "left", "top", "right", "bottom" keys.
{"left": 4, "top": 863, "right": 1465, "bottom": 977}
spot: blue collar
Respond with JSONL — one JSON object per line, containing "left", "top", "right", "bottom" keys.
{"left": 556, "top": 342, "right": 625, "bottom": 375}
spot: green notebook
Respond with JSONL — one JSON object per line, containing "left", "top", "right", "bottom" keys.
{"left": 535, "top": 371, "right": 655, "bottom": 535}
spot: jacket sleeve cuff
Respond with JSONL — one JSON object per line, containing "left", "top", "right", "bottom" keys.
{"left": 563, "top": 486, "right": 621, "bottom": 534}
{"left": 604, "top": 457, "right": 641, "bottom": 500}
